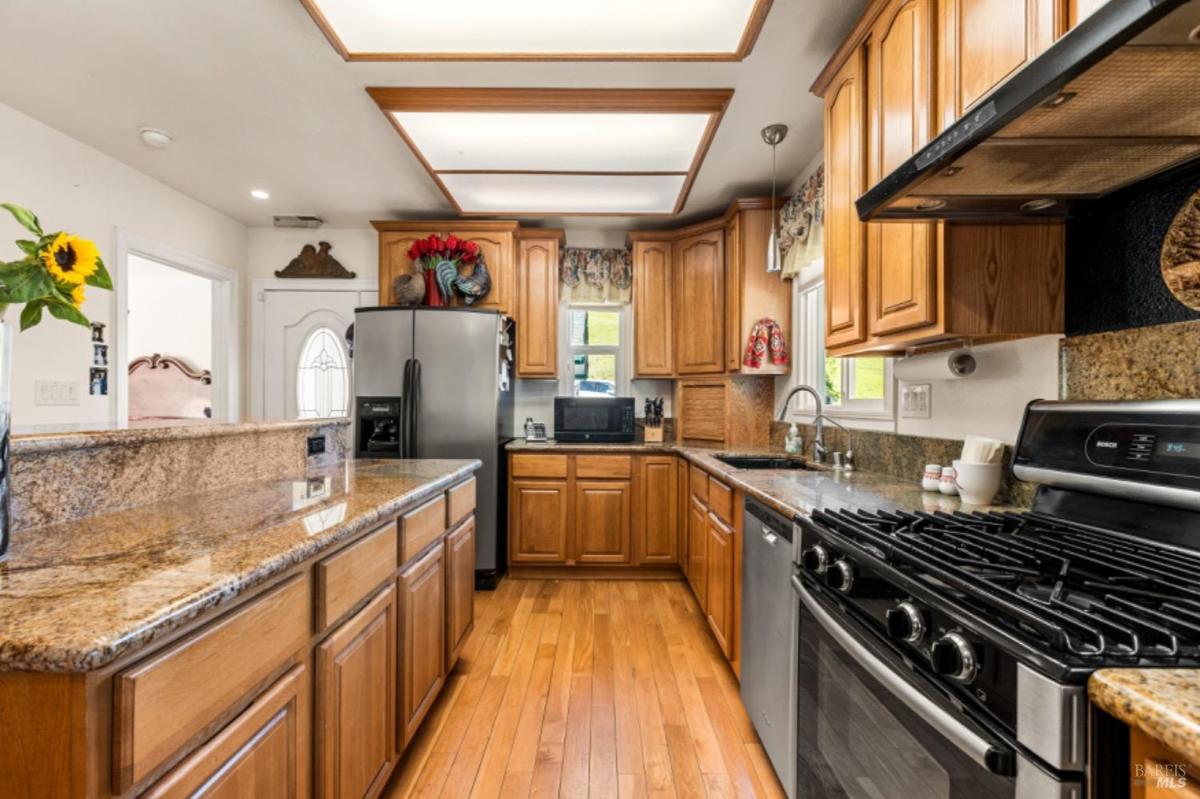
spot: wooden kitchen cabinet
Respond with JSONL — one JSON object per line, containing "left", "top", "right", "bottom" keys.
{"left": 574, "top": 480, "right": 633, "bottom": 564}
{"left": 145, "top": 664, "right": 309, "bottom": 799}
{"left": 688, "top": 495, "right": 708, "bottom": 604}
{"left": 674, "top": 226, "right": 726, "bottom": 375}
{"left": 1130, "top": 727, "right": 1200, "bottom": 799}
{"left": 444, "top": 516, "right": 476, "bottom": 670}
{"left": 637, "top": 455, "right": 678, "bottom": 564}
{"left": 823, "top": 45, "right": 869, "bottom": 350}
{"left": 515, "top": 231, "right": 562, "bottom": 378}
{"left": 398, "top": 544, "right": 445, "bottom": 747}
{"left": 936, "top": 0, "right": 1062, "bottom": 127}
{"left": 631, "top": 235, "right": 675, "bottom": 377}
{"left": 675, "top": 376, "right": 775, "bottom": 448}
{"left": 705, "top": 512, "right": 735, "bottom": 659}
{"left": 315, "top": 586, "right": 397, "bottom": 799}
{"left": 509, "top": 479, "right": 570, "bottom": 563}
{"left": 677, "top": 457, "right": 690, "bottom": 577}
{"left": 377, "top": 229, "right": 439, "bottom": 306}
{"left": 723, "top": 200, "right": 794, "bottom": 375}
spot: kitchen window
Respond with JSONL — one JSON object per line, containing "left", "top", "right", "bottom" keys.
{"left": 790, "top": 268, "right": 893, "bottom": 420}
{"left": 560, "top": 304, "right": 626, "bottom": 397}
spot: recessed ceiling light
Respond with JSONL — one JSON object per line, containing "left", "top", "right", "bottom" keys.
{"left": 302, "top": 0, "right": 770, "bottom": 61}
{"left": 138, "top": 127, "right": 173, "bottom": 149}
{"left": 250, "top": 189, "right": 271, "bottom": 200}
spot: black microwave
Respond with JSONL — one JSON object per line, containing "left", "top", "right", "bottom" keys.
{"left": 554, "top": 397, "right": 635, "bottom": 442}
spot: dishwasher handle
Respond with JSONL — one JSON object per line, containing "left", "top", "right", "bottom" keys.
{"left": 792, "top": 574, "right": 1015, "bottom": 776}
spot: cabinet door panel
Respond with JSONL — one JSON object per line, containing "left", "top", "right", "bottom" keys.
{"left": 379, "top": 231, "right": 440, "bottom": 306}
{"left": 509, "top": 480, "right": 569, "bottom": 563}
{"left": 316, "top": 586, "right": 397, "bottom": 799}
{"left": 677, "top": 458, "right": 690, "bottom": 577}
{"left": 451, "top": 230, "right": 512, "bottom": 315}
{"left": 575, "top": 480, "right": 632, "bottom": 564}
{"left": 869, "top": 0, "right": 937, "bottom": 337}
{"left": 399, "top": 544, "right": 446, "bottom": 746}
{"left": 687, "top": 496, "right": 708, "bottom": 605}
{"left": 824, "top": 49, "right": 868, "bottom": 349}
{"left": 637, "top": 457, "right": 678, "bottom": 564}
{"left": 705, "top": 513, "right": 734, "bottom": 659}
{"left": 723, "top": 214, "right": 743, "bottom": 372}
{"left": 674, "top": 231, "right": 725, "bottom": 374}
{"left": 633, "top": 241, "right": 674, "bottom": 376}
{"left": 445, "top": 517, "right": 476, "bottom": 669}
{"left": 516, "top": 238, "right": 559, "bottom": 377}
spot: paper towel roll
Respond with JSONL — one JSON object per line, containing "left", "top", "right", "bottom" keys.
{"left": 894, "top": 349, "right": 977, "bottom": 382}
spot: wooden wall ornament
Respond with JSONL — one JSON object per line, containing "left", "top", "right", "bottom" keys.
{"left": 1162, "top": 187, "right": 1200, "bottom": 310}
{"left": 276, "top": 241, "right": 357, "bottom": 278}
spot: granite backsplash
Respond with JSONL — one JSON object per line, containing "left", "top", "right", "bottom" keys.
{"left": 1060, "top": 318, "right": 1200, "bottom": 400}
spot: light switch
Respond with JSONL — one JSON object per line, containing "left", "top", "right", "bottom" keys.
{"left": 34, "top": 380, "right": 82, "bottom": 406}
{"left": 901, "top": 383, "right": 932, "bottom": 419}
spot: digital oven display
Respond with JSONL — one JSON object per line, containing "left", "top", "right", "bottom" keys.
{"left": 1157, "top": 440, "right": 1200, "bottom": 459}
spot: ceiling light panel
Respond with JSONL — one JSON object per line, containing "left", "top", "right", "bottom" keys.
{"left": 439, "top": 173, "right": 686, "bottom": 214}
{"left": 392, "top": 112, "right": 710, "bottom": 173}
{"left": 307, "top": 0, "right": 765, "bottom": 58}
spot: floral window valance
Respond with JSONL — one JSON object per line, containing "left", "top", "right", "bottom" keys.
{"left": 559, "top": 247, "right": 632, "bottom": 303}
{"left": 778, "top": 164, "right": 824, "bottom": 279}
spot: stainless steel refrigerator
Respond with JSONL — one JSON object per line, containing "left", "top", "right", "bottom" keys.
{"left": 352, "top": 307, "right": 515, "bottom": 586}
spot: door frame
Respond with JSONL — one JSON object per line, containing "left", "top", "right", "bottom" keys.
{"left": 249, "top": 278, "right": 378, "bottom": 419}
{"left": 114, "top": 229, "right": 240, "bottom": 424}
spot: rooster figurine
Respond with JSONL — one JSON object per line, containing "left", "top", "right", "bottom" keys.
{"left": 433, "top": 260, "right": 459, "bottom": 305}
{"left": 454, "top": 254, "right": 492, "bottom": 306}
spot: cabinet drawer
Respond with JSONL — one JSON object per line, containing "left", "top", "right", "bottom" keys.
{"left": 446, "top": 477, "right": 477, "bottom": 527}
{"left": 113, "top": 575, "right": 310, "bottom": 792}
{"left": 690, "top": 465, "right": 709, "bottom": 504}
{"left": 576, "top": 455, "right": 633, "bottom": 479}
{"left": 142, "top": 663, "right": 308, "bottom": 799}
{"left": 511, "top": 453, "right": 568, "bottom": 479}
{"left": 708, "top": 478, "right": 733, "bottom": 525}
{"left": 316, "top": 522, "right": 397, "bottom": 631}
{"left": 401, "top": 494, "right": 447, "bottom": 562}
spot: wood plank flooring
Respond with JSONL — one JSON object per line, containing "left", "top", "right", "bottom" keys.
{"left": 384, "top": 578, "right": 786, "bottom": 799}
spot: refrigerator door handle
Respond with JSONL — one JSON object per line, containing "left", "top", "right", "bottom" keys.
{"left": 401, "top": 358, "right": 413, "bottom": 458}
{"left": 409, "top": 358, "right": 421, "bottom": 457}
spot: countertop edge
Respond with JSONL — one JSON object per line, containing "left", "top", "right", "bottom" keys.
{"left": 1089, "top": 669, "right": 1200, "bottom": 766}
{"left": 12, "top": 417, "right": 351, "bottom": 456}
{"left": 4, "top": 459, "right": 481, "bottom": 673}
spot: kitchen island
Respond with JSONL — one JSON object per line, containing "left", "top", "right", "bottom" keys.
{"left": 0, "top": 421, "right": 480, "bottom": 798}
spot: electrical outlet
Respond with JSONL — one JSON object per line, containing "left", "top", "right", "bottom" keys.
{"left": 901, "top": 383, "right": 932, "bottom": 419}
{"left": 307, "top": 434, "right": 326, "bottom": 457}
{"left": 34, "top": 380, "right": 82, "bottom": 406}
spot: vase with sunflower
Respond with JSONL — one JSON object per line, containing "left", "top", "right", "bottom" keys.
{"left": 0, "top": 203, "right": 112, "bottom": 560}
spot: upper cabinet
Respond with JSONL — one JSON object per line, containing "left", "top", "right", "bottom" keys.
{"left": 631, "top": 236, "right": 675, "bottom": 378}
{"left": 936, "top": 0, "right": 1062, "bottom": 127}
{"left": 515, "top": 230, "right": 562, "bottom": 379}
{"left": 814, "top": 0, "right": 1065, "bottom": 357}
{"left": 674, "top": 226, "right": 726, "bottom": 375}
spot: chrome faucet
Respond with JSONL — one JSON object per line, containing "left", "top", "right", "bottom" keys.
{"left": 776, "top": 384, "right": 852, "bottom": 466}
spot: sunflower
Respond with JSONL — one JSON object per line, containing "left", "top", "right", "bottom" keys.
{"left": 41, "top": 233, "right": 99, "bottom": 284}
{"left": 70, "top": 284, "right": 86, "bottom": 308}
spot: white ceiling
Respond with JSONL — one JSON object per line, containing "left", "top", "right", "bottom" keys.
{"left": 0, "top": 0, "right": 866, "bottom": 233}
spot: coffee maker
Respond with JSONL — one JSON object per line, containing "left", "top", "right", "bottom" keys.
{"left": 355, "top": 397, "right": 402, "bottom": 457}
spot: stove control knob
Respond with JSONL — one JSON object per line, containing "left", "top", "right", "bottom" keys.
{"left": 886, "top": 602, "right": 926, "bottom": 644}
{"left": 801, "top": 545, "right": 831, "bottom": 575}
{"left": 824, "top": 560, "right": 855, "bottom": 594}
{"left": 930, "top": 632, "right": 979, "bottom": 684}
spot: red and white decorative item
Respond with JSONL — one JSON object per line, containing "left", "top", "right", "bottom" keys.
{"left": 405, "top": 234, "right": 481, "bottom": 306}
{"left": 742, "top": 317, "right": 789, "bottom": 368}
{"left": 921, "top": 464, "right": 942, "bottom": 492}
{"left": 939, "top": 466, "right": 959, "bottom": 496}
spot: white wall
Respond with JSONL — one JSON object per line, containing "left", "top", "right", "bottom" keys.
{"left": 127, "top": 255, "right": 213, "bottom": 369}
{"left": 0, "top": 101, "right": 246, "bottom": 427}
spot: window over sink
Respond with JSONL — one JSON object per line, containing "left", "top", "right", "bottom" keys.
{"left": 562, "top": 305, "right": 625, "bottom": 397}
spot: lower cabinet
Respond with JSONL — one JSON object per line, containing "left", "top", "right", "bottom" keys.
{"left": 399, "top": 543, "right": 447, "bottom": 746}
{"left": 510, "top": 479, "right": 570, "bottom": 563}
{"left": 145, "top": 664, "right": 309, "bottom": 799}
{"left": 315, "top": 586, "right": 397, "bottom": 799}
{"left": 444, "top": 517, "right": 476, "bottom": 669}
{"left": 705, "top": 512, "right": 734, "bottom": 659}
{"left": 687, "top": 495, "right": 708, "bottom": 605}
{"left": 575, "top": 480, "right": 632, "bottom": 564}
{"left": 638, "top": 455, "right": 679, "bottom": 564}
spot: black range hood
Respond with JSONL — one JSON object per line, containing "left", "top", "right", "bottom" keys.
{"left": 858, "top": 0, "right": 1200, "bottom": 221}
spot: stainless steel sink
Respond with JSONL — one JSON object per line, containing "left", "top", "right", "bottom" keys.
{"left": 714, "top": 455, "right": 810, "bottom": 470}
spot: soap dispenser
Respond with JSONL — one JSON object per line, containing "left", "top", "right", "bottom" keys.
{"left": 784, "top": 423, "right": 802, "bottom": 455}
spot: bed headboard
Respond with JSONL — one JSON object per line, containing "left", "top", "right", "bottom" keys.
{"left": 128, "top": 354, "right": 212, "bottom": 421}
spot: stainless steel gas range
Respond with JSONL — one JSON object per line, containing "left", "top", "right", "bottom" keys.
{"left": 789, "top": 400, "right": 1200, "bottom": 798}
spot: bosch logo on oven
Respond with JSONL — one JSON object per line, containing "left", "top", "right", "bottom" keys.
{"left": 1094, "top": 440, "right": 1119, "bottom": 449}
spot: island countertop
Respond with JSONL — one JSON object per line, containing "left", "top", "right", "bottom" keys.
{"left": 1090, "top": 669, "right": 1200, "bottom": 767}
{"left": 0, "top": 458, "right": 479, "bottom": 673}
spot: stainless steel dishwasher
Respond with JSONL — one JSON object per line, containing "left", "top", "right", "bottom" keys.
{"left": 739, "top": 497, "right": 797, "bottom": 798}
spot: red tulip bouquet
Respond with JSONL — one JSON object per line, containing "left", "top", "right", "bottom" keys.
{"left": 405, "top": 235, "right": 482, "bottom": 306}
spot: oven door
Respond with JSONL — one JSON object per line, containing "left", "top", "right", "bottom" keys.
{"left": 792, "top": 576, "right": 1079, "bottom": 799}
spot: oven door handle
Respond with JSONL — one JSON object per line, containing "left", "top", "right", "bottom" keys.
{"left": 792, "top": 575, "right": 1014, "bottom": 775}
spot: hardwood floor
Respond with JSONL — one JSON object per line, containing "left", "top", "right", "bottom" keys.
{"left": 384, "top": 578, "right": 786, "bottom": 798}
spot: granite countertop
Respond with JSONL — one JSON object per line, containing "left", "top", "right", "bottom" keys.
{"left": 12, "top": 416, "right": 349, "bottom": 455}
{"left": 1091, "top": 669, "right": 1200, "bottom": 765}
{"left": 508, "top": 440, "right": 1008, "bottom": 518}
{"left": 0, "top": 458, "right": 479, "bottom": 673}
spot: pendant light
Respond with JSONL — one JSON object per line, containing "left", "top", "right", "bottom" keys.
{"left": 761, "top": 123, "right": 788, "bottom": 272}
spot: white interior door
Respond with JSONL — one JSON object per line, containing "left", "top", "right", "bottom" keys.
{"left": 255, "top": 284, "right": 377, "bottom": 419}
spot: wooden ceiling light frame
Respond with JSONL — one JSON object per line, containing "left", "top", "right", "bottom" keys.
{"left": 367, "top": 87, "right": 735, "bottom": 217}
{"left": 302, "top": 0, "right": 773, "bottom": 62}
